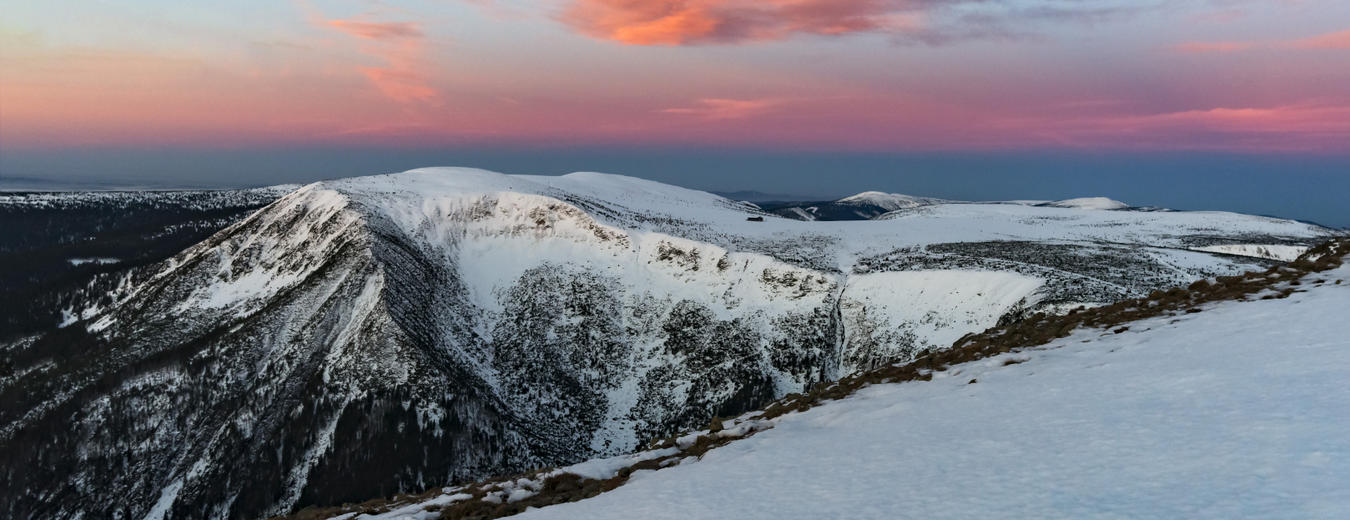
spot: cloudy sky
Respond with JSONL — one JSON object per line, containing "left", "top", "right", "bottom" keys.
{"left": 5, "top": 0, "right": 1348, "bottom": 151}
{"left": 1, "top": 1, "right": 1348, "bottom": 223}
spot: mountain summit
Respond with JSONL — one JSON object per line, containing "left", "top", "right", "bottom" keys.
{"left": 836, "top": 191, "right": 946, "bottom": 212}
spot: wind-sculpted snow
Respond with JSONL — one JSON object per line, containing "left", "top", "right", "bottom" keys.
{"left": 0, "top": 167, "right": 1339, "bottom": 519}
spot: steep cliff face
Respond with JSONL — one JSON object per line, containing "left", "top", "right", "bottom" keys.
{"left": 2, "top": 186, "right": 543, "bottom": 518}
{"left": 0, "top": 168, "right": 1335, "bottom": 519}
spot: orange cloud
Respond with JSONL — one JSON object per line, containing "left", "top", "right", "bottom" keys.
{"left": 1174, "top": 27, "right": 1350, "bottom": 54}
{"left": 662, "top": 98, "right": 784, "bottom": 119}
{"left": 324, "top": 18, "right": 438, "bottom": 103}
{"left": 560, "top": 0, "right": 915, "bottom": 45}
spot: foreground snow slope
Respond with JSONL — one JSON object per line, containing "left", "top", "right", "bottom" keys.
{"left": 520, "top": 265, "right": 1350, "bottom": 520}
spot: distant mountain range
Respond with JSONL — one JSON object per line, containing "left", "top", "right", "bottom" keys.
{"left": 742, "top": 190, "right": 1133, "bottom": 221}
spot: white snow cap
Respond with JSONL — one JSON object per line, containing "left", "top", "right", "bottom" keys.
{"left": 836, "top": 191, "right": 942, "bottom": 211}
{"left": 1048, "top": 197, "right": 1129, "bottom": 210}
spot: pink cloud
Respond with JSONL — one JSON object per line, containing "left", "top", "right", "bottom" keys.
{"left": 1123, "top": 105, "right": 1350, "bottom": 134}
{"left": 993, "top": 104, "right": 1350, "bottom": 152}
{"left": 1172, "top": 41, "right": 1252, "bottom": 54}
{"left": 1174, "top": 27, "right": 1350, "bottom": 54}
{"left": 1285, "top": 28, "right": 1350, "bottom": 50}
{"left": 326, "top": 20, "right": 423, "bottom": 40}
{"left": 662, "top": 98, "right": 784, "bottom": 119}
{"left": 324, "top": 17, "right": 438, "bottom": 104}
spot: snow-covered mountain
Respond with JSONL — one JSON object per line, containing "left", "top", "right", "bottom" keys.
{"left": 760, "top": 192, "right": 1142, "bottom": 221}
{"left": 760, "top": 190, "right": 946, "bottom": 221}
{"left": 1043, "top": 196, "right": 1130, "bottom": 210}
{"left": 836, "top": 191, "right": 947, "bottom": 212}
{"left": 0, "top": 168, "right": 1337, "bottom": 518}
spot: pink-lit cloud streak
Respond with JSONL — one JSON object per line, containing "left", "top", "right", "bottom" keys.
{"left": 1175, "top": 28, "right": 1350, "bottom": 53}
{"left": 662, "top": 98, "right": 786, "bottom": 119}
{"left": 323, "top": 17, "right": 438, "bottom": 104}
{"left": 991, "top": 103, "right": 1350, "bottom": 153}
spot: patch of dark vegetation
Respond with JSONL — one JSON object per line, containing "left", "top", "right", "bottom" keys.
{"left": 627, "top": 299, "right": 785, "bottom": 443}
{"left": 734, "top": 235, "right": 843, "bottom": 273}
{"left": 840, "top": 306, "right": 921, "bottom": 374}
{"left": 0, "top": 190, "right": 284, "bottom": 339}
{"left": 756, "top": 200, "right": 899, "bottom": 221}
{"left": 1176, "top": 233, "right": 1325, "bottom": 249}
{"left": 492, "top": 265, "right": 630, "bottom": 456}
{"left": 758, "top": 268, "right": 832, "bottom": 299}
{"left": 521, "top": 203, "right": 628, "bottom": 245}
{"left": 655, "top": 241, "right": 701, "bottom": 271}
{"left": 286, "top": 239, "right": 1348, "bottom": 520}
{"left": 854, "top": 240, "right": 1277, "bottom": 311}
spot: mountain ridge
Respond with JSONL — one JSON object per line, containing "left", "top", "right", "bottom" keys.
{"left": 1, "top": 167, "right": 1340, "bottom": 518}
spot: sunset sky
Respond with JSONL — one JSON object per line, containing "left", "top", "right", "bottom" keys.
{"left": 1, "top": 1, "right": 1348, "bottom": 223}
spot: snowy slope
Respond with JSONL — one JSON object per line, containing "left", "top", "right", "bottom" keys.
{"left": 2, "top": 167, "right": 1339, "bottom": 519}
{"left": 517, "top": 264, "right": 1350, "bottom": 520}
{"left": 839, "top": 270, "right": 1043, "bottom": 373}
